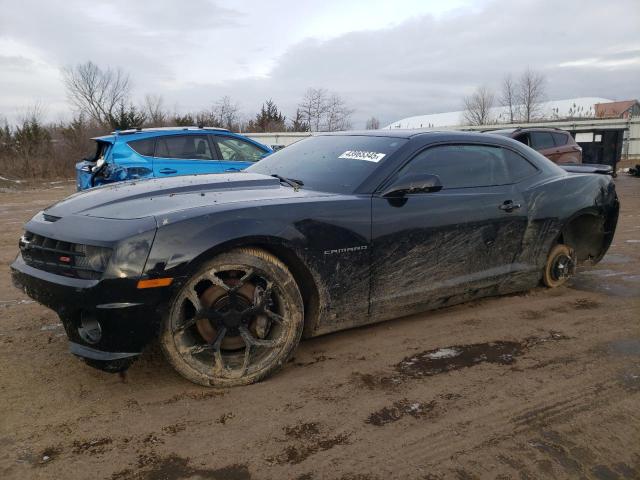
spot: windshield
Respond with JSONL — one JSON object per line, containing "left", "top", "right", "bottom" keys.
{"left": 246, "top": 135, "right": 408, "bottom": 194}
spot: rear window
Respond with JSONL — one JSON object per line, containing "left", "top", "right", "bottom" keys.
{"left": 530, "top": 131, "right": 555, "bottom": 150}
{"left": 551, "top": 132, "right": 568, "bottom": 146}
{"left": 128, "top": 138, "right": 155, "bottom": 156}
{"left": 503, "top": 149, "right": 538, "bottom": 182}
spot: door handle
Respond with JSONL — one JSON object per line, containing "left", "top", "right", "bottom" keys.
{"left": 225, "top": 168, "right": 240, "bottom": 172}
{"left": 499, "top": 200, "right": 521, "bottom": 212}
{"left": 159, "top": 168, "right": 177, "bottom": 174}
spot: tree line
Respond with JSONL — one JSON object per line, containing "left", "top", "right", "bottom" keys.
{"left": 0, "top": 61, "right": 366, "bottom": 180}
{"left": 61, "top": 62, "right": 356, "bottom": 133}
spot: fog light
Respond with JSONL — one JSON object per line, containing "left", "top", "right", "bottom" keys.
{"left": 78, "top": 312, "right": 102, "bottom": 344}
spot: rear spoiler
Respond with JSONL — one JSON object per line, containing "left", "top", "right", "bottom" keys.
{"left": 559, "top": 163, "right": 613, "bottom": 175}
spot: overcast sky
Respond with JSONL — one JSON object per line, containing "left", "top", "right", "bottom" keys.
{"left": 0, "top": 0, "right": 638, "bottom": 127}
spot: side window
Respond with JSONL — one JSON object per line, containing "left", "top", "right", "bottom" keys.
{"left": 155, "top": 135, "right": 214, "bottom": 160}
{"left": 551, "top": 132, "right": 568, "bottom": 146}
{"left": 128, "top": 138, "right": 155, "bottom": 156}
{"left": 398, "top": 145, "right": 510, "bottom": 189}
{"left": 214, "top": 137, "right": 266, "bottom": 162}
{"left": 502, "top": 149, "right": 538, "bottom": 183}
{"left": 529, "top": 132, "right": 555, "bottom": 150}
{"left": 513, "top": 133, "right": 530, "bottom": 146}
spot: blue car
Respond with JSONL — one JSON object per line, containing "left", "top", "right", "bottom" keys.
{"left": 75, "top": 127, "right": 273, "bottom": 190}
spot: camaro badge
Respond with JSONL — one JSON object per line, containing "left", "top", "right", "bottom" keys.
{"left": 323, "top": 245, "right": 368, "bottom": 255}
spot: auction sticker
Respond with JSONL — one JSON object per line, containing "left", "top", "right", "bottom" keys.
{"left": 338, "top": 150, "right": 386, "bottom": 162}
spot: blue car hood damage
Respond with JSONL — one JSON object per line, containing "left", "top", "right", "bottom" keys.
{"left": 46, "top": 173, "right": 320, "bottom": 222}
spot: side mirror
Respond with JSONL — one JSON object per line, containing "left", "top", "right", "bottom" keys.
{"left": 382, "top": 173, "right": 443, "bottom": 197}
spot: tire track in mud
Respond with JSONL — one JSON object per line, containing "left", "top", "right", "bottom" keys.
{"left": 297, "top": 333, "right": 637, "bottom": 478}
{"left": 315, "top": 376, "right": 635, "bottom": 479}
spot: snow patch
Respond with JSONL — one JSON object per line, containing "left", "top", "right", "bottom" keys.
{"left": 426, "top": 348, "right": 461, "bottom": 360}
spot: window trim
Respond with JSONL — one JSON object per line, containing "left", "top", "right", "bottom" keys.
{"left": 375, "top": 141, "right": 540, "bottom": 194}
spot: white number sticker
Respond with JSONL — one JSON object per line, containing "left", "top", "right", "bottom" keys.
{"left": 338, "top": 150, "right": 386, "bottom": 162}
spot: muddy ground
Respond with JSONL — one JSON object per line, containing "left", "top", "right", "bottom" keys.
{"left": 0, "top": 177, "right": 639, "bottom": 480}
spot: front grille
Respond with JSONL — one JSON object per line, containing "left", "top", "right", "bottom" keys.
{"left": 19, "top": 232, "right": 112, "bottom": 280}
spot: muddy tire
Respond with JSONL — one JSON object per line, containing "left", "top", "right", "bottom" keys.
{"left": 160, "top": 248, "right": 304, "bottom": 387}
{"left": 543, "top": 244, "right": 575, "bottom": 288}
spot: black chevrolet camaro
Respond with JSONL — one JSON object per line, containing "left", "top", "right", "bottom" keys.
{"left": 11, "top": 130, "right": 619, "bottom": 386}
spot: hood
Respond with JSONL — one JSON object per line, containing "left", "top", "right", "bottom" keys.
{"left": 45, "top": 173, "right": 312, "bottom": 220}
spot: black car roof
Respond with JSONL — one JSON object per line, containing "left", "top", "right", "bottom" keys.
{"left": 315, "top": 129, "right": 471, "bottom": 139}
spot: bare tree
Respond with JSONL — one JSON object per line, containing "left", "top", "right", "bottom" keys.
{"left": 62, "top": 61, "right": 131, "bottom": 126}
{"left": 298, "top": 88, "right": 353, "bottom": 131}
{"left": 324, "top": 94, "right": 353, "bottom": 131}
{"left": 365, "top": 116, "right": 381, "bottom": 130}
{"left": 288, "top": 109, "right": 309, "bottom": 132}
{"left": 462, "top": 86, "right": 495, "bottom": 126}
{"left": 299, "top": 88, "right": 329, "bottom": 132}
{"left": 517, "top": 69, "right": 546, "bottom": 123}
{"left": 213, "top": 96, "right": 240, "bottom": 130}
{"left": 499, "top": 75, "right": 518, "bottom": 123}
{"left": 143, "top": 94, "right": 167, "bottom": 126}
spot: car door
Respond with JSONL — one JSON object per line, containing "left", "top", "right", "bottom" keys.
{"left": 529, "top": 131, "right": 558, "bottom": 162}
{"left": 152, "top": 134, "right": 223, "bottom": 177}
{"left": 210, "top": 135, "right": 268, "bottom": 172}
{"left": 370, "top": 143, "right": 529, "bottom": 319}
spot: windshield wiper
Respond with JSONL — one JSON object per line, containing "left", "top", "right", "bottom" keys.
{"left": 271, "top": 174, "right": 304, "bottom": 190}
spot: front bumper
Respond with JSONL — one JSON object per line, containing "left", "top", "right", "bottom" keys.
{"left": 11, "top": 254, "right": 172, "bottom": 361}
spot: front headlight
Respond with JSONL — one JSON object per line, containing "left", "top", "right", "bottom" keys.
{"left": 74, "top": 244, "right": 112, "bottom": 272}
{"left": 103, "top": 229, "right": 156, "bottom": 279}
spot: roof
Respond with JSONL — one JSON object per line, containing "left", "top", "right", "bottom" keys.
{"left": 92, "top": 126, "right": 231, "bottom": 143}
{"left": 113, "top": 126, "right": 229, "bottom": 135}
{"left": 387, "top": 97, "right": 613, "bottom": 129}
{"left": 595, "top": 100, "right": 640, "bottom": 118}
{"left": 315, "top": 129, "right": 447, "bottom": 139}
{"left": 487, "top": 127, "right": 566, "bottom": 134}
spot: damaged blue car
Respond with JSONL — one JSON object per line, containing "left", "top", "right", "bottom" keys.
{"left": 76, "top": 127, "right": 272, "bottom": 190}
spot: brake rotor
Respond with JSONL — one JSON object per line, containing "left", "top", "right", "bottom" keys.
{"left": 195, "top": 276, "right": 269, "bottom": 350}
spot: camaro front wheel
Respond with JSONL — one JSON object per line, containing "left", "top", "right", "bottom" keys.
{"left": 160, "top": 248, "right": 304, "bottom": 387}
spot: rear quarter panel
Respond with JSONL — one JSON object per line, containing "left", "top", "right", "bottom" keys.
{"left": 514, "top": 172, "right": 617, "bottom": 280}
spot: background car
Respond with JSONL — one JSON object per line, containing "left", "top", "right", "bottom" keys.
{"left": 12, "top": 130, "right": 619, "bottom": 386}
{"left": 76, "top": 127, "right": 273, "bottom": 190}
{"left": 489, "top": 127, "right": 582, "bottom": 164}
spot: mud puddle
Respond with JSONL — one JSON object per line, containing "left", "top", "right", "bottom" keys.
{"left": 397, "top": 342, "right": 523, "bottom": 378}
{"left": 395, "top": 332, "right": 568, "bottom": 379}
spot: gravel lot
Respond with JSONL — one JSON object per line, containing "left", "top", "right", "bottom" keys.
{"left": 1, "top": 176, "right": 638, "bottom": 480}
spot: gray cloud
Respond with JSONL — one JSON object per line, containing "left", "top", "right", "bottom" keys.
{"left": 0, "top": 0, "right": 638, "bottom": 127}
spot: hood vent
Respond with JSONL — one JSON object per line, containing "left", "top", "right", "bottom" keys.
{"left": 43, "top": 214, "right": 61, "bottom": 222}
